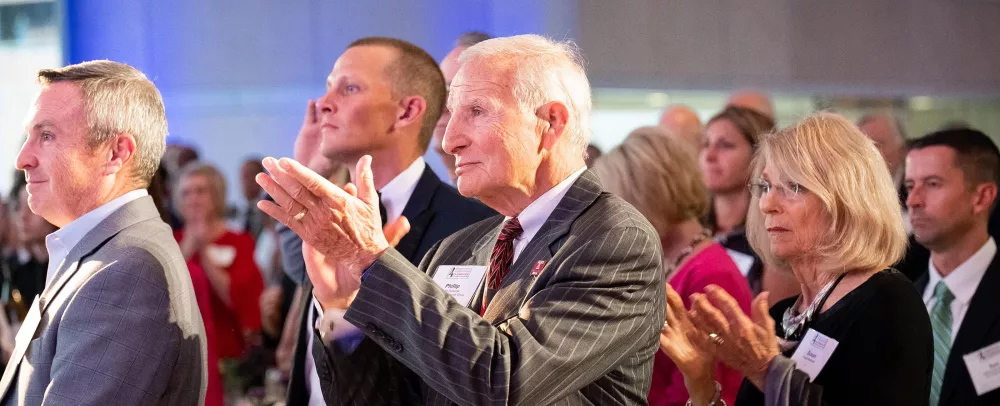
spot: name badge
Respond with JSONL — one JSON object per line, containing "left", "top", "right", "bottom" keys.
{"left": 790, "top": 328, "right": 839, "bottom": 381}
{"left": 963, "top": 340, "right": 1000, "bottom": 395}
{"left": 432, "top": 265, "right": 488, "bottom": 308}
{"left": 725, "top": 249, "right": 755, "bottom": 277}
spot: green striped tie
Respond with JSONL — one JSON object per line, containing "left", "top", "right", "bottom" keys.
{"left": 930, "top": 281, "right": 955, "bottom": 406}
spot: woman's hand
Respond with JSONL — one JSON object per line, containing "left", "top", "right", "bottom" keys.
{"left": 659, "top": 285, "right": 718, "bottom": 405}
{"left": 181, "top": 220, "right": 209, "bottom": 260}
{"left": 688, "top": 285, "right": 780, "bottom": 390}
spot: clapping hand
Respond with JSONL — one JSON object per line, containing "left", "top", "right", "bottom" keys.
{"left": 659, "top": 285, "right": 718, "bottom": 404}
{"left": 687, "top": 285, "right": 779, "bottom": 391}
{"left": 256, "top": 155, "right": 409, "bottom": 310}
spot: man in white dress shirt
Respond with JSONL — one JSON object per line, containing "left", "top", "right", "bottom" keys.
{"left": 0, "top": 60, "right": 206, "bottom": 405}
{"left": 906, "top": 128, "right": 1000, "bottom": 406}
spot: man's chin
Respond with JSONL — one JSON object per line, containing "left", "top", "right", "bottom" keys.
{"left": 912, "top": 231, "right": 938, "bottom": 248}
{"left": 455, "top": 177, "right": 481, "bottom": 198}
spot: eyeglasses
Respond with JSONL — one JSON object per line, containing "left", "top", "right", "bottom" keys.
{"left": 748, "top": 179, "right": 808, "bottom": 200}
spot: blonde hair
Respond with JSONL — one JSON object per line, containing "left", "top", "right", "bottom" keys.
{"left": 746, "top": 112, "right": 907, "bottom": 275}
{"left": 593, "top": 126, "right": 709, "bottom": 237}
{"left": 37, "top": 60, "right": 166, "bottom": 187}
{"left": 175, "top": 162, "right": 228, "bottom": 220}
{"left": 458, "top": 34, "right": 592, "bottom": 152}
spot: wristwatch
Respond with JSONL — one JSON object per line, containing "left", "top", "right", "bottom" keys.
{"left": 685, "top": 381, "right": 725, "bottom": 406}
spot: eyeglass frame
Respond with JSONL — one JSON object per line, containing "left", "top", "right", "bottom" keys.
{"left": 747, "top": 179, "right": 809, "bottom": 200}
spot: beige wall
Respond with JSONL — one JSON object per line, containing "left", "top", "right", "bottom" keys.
{"left": 577, "top": 0, "right": 1000, "bottom": 97}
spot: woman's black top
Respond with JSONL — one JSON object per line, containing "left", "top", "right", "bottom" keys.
{"left": 734, "top": 269, "right": 932, "bottom": 406}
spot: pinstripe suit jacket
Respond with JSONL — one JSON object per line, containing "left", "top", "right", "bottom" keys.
{"left": 0, "top": 196, "right": 207, "bottom": 406}
{"left": 342, "top": 170, "right": 665, "bottom": 405}
{"left": 285, "top": 166, "right": 495, "bottom": 406}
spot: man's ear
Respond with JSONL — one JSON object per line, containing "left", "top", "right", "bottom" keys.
{"left": 973, "top": 182, "right": 998, "bottom": 216}
{"left": 105, "top": 132, "right": 137, "bottom": 177}
{"left": 395, "top": 96, "right": 427, "bottom": 131}
{"left": 535, "top": 101, "right": 570, "bottom": 151}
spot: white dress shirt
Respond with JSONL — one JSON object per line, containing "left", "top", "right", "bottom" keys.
{"left": 922, "top": 237, "right": 996, "bottom": 340}
{"left": 44, "top": 189, "right": 149, "bottom": 289}
{"left": 305, "top": 157, "right": 426, "bottom": 405}
{"left": 509, "top": 167, "right": 587, "bottom": 263}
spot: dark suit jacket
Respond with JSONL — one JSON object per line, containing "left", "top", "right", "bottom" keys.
{"left": 915, "top": 252, "right": 1000, "bottom": 406}
{"left": 896, "top": 235, "right": 931, "bottom": 282}
{"left": 0, "top": 196, "right": 207, "bottom": 405}
{"left": 343, "top": 171, "right": 665, "bottom": 405}
{"left": 285, "top": 166, "right": 495, "bottom": 405}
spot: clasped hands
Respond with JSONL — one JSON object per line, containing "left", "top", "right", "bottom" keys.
{"left": 255, "top": 155, "right": 410, "bottom": 311}
{"left": 659, "top": 285, "right": 780, "bottom": 404}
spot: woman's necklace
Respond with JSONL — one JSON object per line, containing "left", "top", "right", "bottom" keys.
{"left": 665, "top": 228, "right": 712, "bottom": 278}
{"left": 778, "top": 273, "right": 847, "bottom": 351}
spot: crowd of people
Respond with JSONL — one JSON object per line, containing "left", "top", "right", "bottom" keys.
{"left": 0, "top": 29, "right": 997, "bottom": 406}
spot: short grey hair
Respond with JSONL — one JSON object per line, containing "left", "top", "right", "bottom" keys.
{"left": 37, "top": 60, "right": 167, "bottom": 187}
{"left": 458, "top": 34, "right": 592, "bottom": 151}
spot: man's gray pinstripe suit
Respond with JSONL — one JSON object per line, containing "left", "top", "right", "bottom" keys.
{"left": 337, "top": 170, "right": 665, "bottom": 405}
{"left": 0, "top": 196, "right": 207, "bottom": 405}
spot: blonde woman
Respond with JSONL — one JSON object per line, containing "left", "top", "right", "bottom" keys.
{"left": 594, "top": 127, "right": 752, "bottom": 406}
{"left": 661, "top": 113, "right": 932, "bottom": 405}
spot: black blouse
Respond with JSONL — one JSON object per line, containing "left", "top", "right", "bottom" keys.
{"left": 734, "top": 269, "right": 933, "bottom": 406}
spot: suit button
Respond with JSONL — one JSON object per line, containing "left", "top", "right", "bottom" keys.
{"left": 391, "top": 341, "right": 403, "bottom": 353}
{"left": 365, "top": 323, "right": 378, "bottom": 334}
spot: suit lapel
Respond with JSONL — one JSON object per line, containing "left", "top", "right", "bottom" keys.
{"left": 0, "top": 196, "right": 159, "bottom": 400}
{"left": 39, "top": 197, "right": 159, "bottom": 314}
{"left": 395, "top": 167, "right": 441, "bottom": 262}
{"left": 940, "top": 254, "right": 1000, "bottom": 405}
{"left": 482, "top": 171, "right": 603, "bottom": 324}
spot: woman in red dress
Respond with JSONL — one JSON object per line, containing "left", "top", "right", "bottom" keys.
{"left": 174, "top": 162, "right": 265, "bottom": 404}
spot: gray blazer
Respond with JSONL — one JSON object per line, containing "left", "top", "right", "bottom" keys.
{"left": 343, "top": 170, "right": 666, "bottom": 405}
{"left": 0, "top": 196, "right": 207, "bottom": 406}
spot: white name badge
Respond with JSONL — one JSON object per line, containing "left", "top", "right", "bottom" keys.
{"left": 432, "top": 265, "right": 488, "bottom": 308}
{"left": 790, "top": 328, "right": 839, "bottom": 381}
{"left": 963, "top": 340, "right": 1000, "bottom": 395}
{"left": 725, "top": 249, "right": 756, "bottom": 277}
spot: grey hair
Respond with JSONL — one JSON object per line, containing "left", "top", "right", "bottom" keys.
{"left": 455, "top": 31, "right": 491, "bottom": 48}
{"left": 37, "top": 60, "right": 167, "bottom": 187}
{"left": 458, "top": 34, "right": 592, "bottom": 151}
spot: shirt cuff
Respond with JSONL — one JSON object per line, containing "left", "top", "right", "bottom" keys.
{"left": 360, "top": 262, "right": 376, "bottom": 282}
{"left": 312, "top": 296, "right": 363, "bottom": 345}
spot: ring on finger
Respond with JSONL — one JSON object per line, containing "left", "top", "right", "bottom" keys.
{"left": 293, "top": 209, "right": 307, "bottom": 221}
{"left": 708, "top": 332, "right": 724, "bottom": 346}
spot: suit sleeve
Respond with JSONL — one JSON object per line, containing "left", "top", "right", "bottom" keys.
{"left": 276, "top": 221, "right": 307, "bottom": 286}
{"left": 42, "top": 251, "right": 190, "bottom": 405}
{"left": 344, "top": 225, "right": 664, "bottom": 405}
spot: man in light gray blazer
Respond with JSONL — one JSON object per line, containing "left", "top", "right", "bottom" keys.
{"left": 257, "top": 34, "right": 665, "bottom": 405}
{"left": 1, "top": 60, "right": 207, "bottom": 405}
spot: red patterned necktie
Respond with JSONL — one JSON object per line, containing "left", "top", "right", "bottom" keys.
{"left": 481, "top": 217, "right": 523, "bottom": 316}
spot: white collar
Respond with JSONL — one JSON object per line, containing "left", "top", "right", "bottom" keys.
{"left": 508, "top": 167, "right": 587, "bottom": 245}
{"left": 378, "top": 157, "right": 426, "bottom": 225}
{"left": 925, "top": 237, "right": 996, "bottom": 304}
{"left": 44, "top": 189, "right": 149, "bottom": 286}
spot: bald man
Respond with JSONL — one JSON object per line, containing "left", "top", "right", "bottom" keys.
{"left": 433, "top": 32, "right": 491, "bottom": 182}
{"left": 727, "top": 90, "right": 775, "bottom": 120}
{"left": 658, "top": 104, "right": 703, "bottom": 151}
